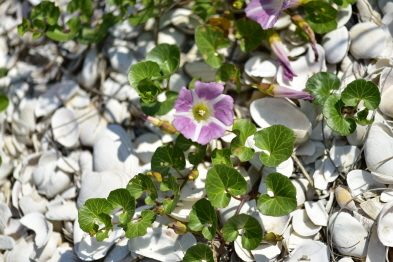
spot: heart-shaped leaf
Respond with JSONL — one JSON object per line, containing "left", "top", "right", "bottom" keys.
{"left": 322, "top": 94, "right": 356, "bottom": 136}
{"left": 17, "top": 17, "right": 31, "bottom": 36}
{"left": 146, "top": 44, "right": 180, "bottom": 77}
{"left": 31, "top": 1, "right": 60, "bottom": 26}
{"left": 222, "top": 214, "right": 263, "bottom": 250}
{"left": 67, "top": 0, "right": 93, "bottom": 22}
{"left": 341, "top": 79, "right": 381, "bottom": 110}
{"left": 188, "top": 199, "right": 217, "bottom": 240}
{"left": 206, "top": 164, "right": 247, "bottom": 207}
{"left": 215, "top": 63, "right": 242, "bottom": 93}
{"left": 183, "top": 244, "right": 215, "bottom": 262}
{"left": 125, "top": 210, "right": 156, "bottom": 239}
{"left": 126, "top": 173, "right": 158, "bottom": 205}
{"left": 175, "top": 134, "right": 207, "bottom": 165}
{"left": 211, "top": 148, "right": 232, "bottom": 167}
{"left": 160, "top": 174, "right": 180, "bottom": 214}
{"left": 231, "top": 119, "right": 256, "bottom": 162}
{"left": 234, "top": 19, "right": 266, "bottom": 52}
{"left": 107, "top": 189, "right": 135, "bottom": 226}
{"left": 128, "top": 61, "right": 162, "bottom": 101}
{"left": 141, "top": 91, "right": 178, "bottom": 116}
{"left": 306, "top": 72, "right": 340, "bottom": 105}
{"left": 151, "top": 144, "right": 186, "bottom": 176}
{"left": 254, "top": 125, "right": 295, "bottom": 167}
{"left": 257, "top": 172, "right": 297, "bottom": 216}
{"left": 304, "top": 1, "right": 338, "bottom": 34}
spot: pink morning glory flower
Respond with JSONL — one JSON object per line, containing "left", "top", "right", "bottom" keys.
{"left": 257, "top": 83, "right": 314, "bottom": 101}
{"left": 172, "top": 81, "right": 234, "bottom": 145}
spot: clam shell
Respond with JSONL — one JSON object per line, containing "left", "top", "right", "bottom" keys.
{"left": 158, "top": 27, "right": 185, "bottom": 47}
{"left": 134, "top": 133, "right": 163, "bottom": 164}
{"left": 77, "top": 46, "right": 99, "bottom": 88}
{"left": 107, "top": 46, "right": 137, "bottom": 75}
{"left": 0, "top": 202, "right": 12, "bottom": 234}
{"left": 380, "top": 85, "right": 393, "bottom": 118}
{"left": 0, "top": 235, "right": 15, "bottom": 250}
{"left": 20, "top": 212, "right": 53, "bottom": 248}
{"left": 322, "top": 26, "right": 350, "bottom": 64}
{"left": 356, "top": 0, "right": 382, "bottom": 23}
{"left": 250, "top": 97, "right": 312, "bottom": 145}
{"left": 45, "top": 201, "right": 78, "bottom": 221}
{"left": 337, "top": 4, "right": 352, "bottom": 27}
{"left": 377, "top": 200, "right": 393, "bottom": 246}
{"left": 244, "top": 53, "right": 277, "bottom": 78}
{"left": 381, "top": 185, "right": 393, "bottom": 202}
{"left": 349, "top": 22, "right": 386, "bottom": 59}
{"left": 338, "top": 258, "right": 354, "bottom": 262}
{"left": 329, "top": 211, "right": 369, "bottom": 257}
{"left": 51, "top": 107, "right": 80, "bottom": 148}
{"left": 288, "top": 231, "right": 319, "bottom": 250}
{"left": 292, "top": 178, "right": 314, "bottom": 206}
{"left": 379, "top": 0, "right": 393, "bottom": 14}
{"left": 285, "top": 240, "right": 329, "bottom": 262}
{"left": 304, "top": 200, "right": 328, "bottom": 226}
{"left": 3, "top": 238, "right": 34, "bottom": 261}
{"left": 335, "top": 185, "right": 357, "bottom": 211}
{"left": 360, "top": 197, "right": 385, "bottom": 220}
{"left": 251, "top": 242, "right": 282, "bottom": 261}
{"left": 347, "top": 170, "right": 386, "bottom": 201}
{"left": 366, "top": 224, "right": 386, "bottom": 262}
{"left": 292, "top": 209, "right": 321, "bottom": 237}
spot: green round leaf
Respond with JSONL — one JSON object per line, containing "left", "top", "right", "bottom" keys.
{"left": 141, "top": 91, "right": 178, "bottom": 116}
{"left": 160, "top": 174, "right": 180, "bottom": 214}
{"left": 257, "top": 172, "right": 297, "bottom": 216}
{"left": 322, "top": 94, "right": 356, "bottom": 136}
{"left": 306, "top": 72, "right": 340, "bottom": 105}
{"left": 30, "top": 1, "right": 60, "bottom": 26}
{"left": 151, "top": 144, "right": 185, "bottom": 176}
{"left": 341, "top": 79, "right": 381, "bottom": 110}
{"left": 17, "top": 17, "right": 31, "bottom": 36}
{"left": 107, "top": 189, "right": 135, "bottom": 226}
{"left": 188, "top": 199, "right": 217, "bottom": 240}
{"left": 128, "top": 61, "right": 162, "bottom": 100}
{"left": 183, "top": 244, "right": 215, "bottom": 262}
{"left": 146, "top": 44, "right": 180, "bottom": 77}
{"left": 215, "top": 63, "right": 242, "bottom": 93}
{"left": 126, "top": 173, "right": 158, "bottom": 205}
{"left": 254, "top": 125, "right": 295, "bottom": 167}
{"left": 206, "top": 164, "right": 247, "bottom": 208}
{"left": 175, "top": 134, "right": 207, "bottom": 165}
{"left": 0, "top": 94, "right": 9, "bottom": 112}
{"left": 234, "top": 19, "right": 266, "bottom": 52}
{"left": 125, "top": 210, "right": 156, "bottom": 239}
{"left": 211, "top": 148, "right": 232, "bottom": 167}
{"left": 195, "top": 25, "right": 230, "bottom": 68}
{"left": 221, "top": 214, "right": 263, "bottom": 250}
{"left": 45, "top": 17, "right": 81, "bottom": 42}
{"left": 67, "top": 0, "right": 93, "bottom": 22}
{"left": 230, "top": 119, "right": 256, "bottom": 162}
{"left": 304, "top": 1, "right": 338, "bottom": 34}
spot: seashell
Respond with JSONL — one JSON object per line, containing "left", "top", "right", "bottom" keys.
{"left": 79, "top": 150, "right": 93, "bottom": 174}
{"left": 364, "top": 122, "right": 393, "bottom": 184}
{"left": 217, "top": 197, "right": 242, "bottom": 224}
{"left": 244, "top": 53, "right": 277, "bottom": 79}
{"left": 0, "top": 202, "right": 11, "bottom": 234}
{"left": 335, "top": 185, "right": 357, "bottom": 211}
{"left": 338, "top": 258, "right": 355, "bottom": 262}
{"left": 93, "top": 124, "right": 139, "bottom": 179}
{"left": 0, "top": 235, "right": 15, "bottom": 250}
{"left": 158, "top": 27, "right": 186, "bottom": 47}
{"left": 380, "top": 85, "right": 393, "bottom": 118}
{"left": 184, "top": 61, "right": 218, "bottom": 82}
{"left": 109, "top": 19, "right": 143, "bottom": 40}
{"left": 19, "top": 189, "right": 49, "bottom": 214}
{"left": 234, "top": 235, "right": 253, "bottom": 261}
{"left": 347, "top": 123, "right": 368, "bottom": 146}
{"left": 322, "top": 26, "right": 350, "bottom": 64}
{"left": 180, "top": 163, "right": 208, "bottom": 201}
{"left": 381, "top": 185, "right": 393, "bottom": 202}
{"left": 251, "top": 242, "right": 282, "bottom": 261}
{"left": 3, "top": 238, "right": 34, "bottom": 261}
{"left": 169, "top": 200, "right": 195, "bottom": 222}
{"left": 292, "top": 209, "right": 321, "bottom": 237}
{"left": 34, "top": 231, "right": 62, "bottom": 261}
{"left": 296, "top": 139, "right": 316, "bottom": 156}
{"left": 377, "top": 200, "right": 393, "bottom": 246}
{"left": 329, "top": 144, "right": 360, "bottom": 173}
{"left": 134, "top": 133, "right": 163, "bottom": 164}
{"left": 250, "top": 97, "right": 312, "bottom": 145}
{"left": 285, "top": 240, "right": 329, "bottom": 262}
{"left": 135, "top": 32, "right": 156, "bottom": 58}
{"left": 360, "top": 197, "right": 385, "bottom": 220}
{"left": 51, "top": 107, "right": 80, "bottom": 148}
{"left": 103, "top": 238, "right": 130, "bottom": 262}
{"left": 329, "top": 211, "right": 369, "bottom": 257}
{"left": 107, "top": 46, "right": 138, "bottom": 75}
{"left": 356, "top": 0, "right": 382, "bottom": 23}
{"left": 366, "top": 224, "right": 386, "bottom": 262}
{"left": 379, "top": 0, "right": 393, "bottom": 15}
{"left": 292, "top": 178, "right": 314, "bottom": 206}
{"left": 77, "top": 170, "right": 129, "bottom": 208}
{"left": 288, "top": 231, "right": 319, "bottom": 250}
{"left": 337, "top": 4, "right": 352, "bottom": 27}
{"left": 57, "top": 156, "right": 79, "bottom": 173}
{"left": 301, "top": 141, "right": 325, "bottom": 165}
{"left": 77, "top": 46, "right": 99, "bottom": 88}
{"left": 103, "top": 99, "right": 130, "bottom": 124}
{"left": 47, "top": 246, "right": 81, "bottom": 262}
{"left": 45, "top": 201, "right": 78, "bottom": 221}
{"left": 167, "top": 9, "right": 204, "bottom": 35}
{"left": 349, "top": 22, "right": 386, "bottom": 59}
{"left": 20, "top": 212, "right": 53, "bottom": 248}
{"left": 347, "top": 170, "right": 386, "bottom": 201}
{"left": 304, "top": 200, "right": 328, "bottom": 226}
{"left": 128, "top": 227, "right": 197, "bottom": 261}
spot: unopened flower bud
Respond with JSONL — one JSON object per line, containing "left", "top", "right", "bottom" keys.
{"left": 168, "top": 221, "right": 187, "bottom": 235}
{"left": 263, "top": 232, "right": 284, "bottom": 246}
{"left": 146, "top": 171, "right": 163, "bottom": 182}
{"left": 153, "top": 205, "right": 165, "bottom": 215}
{"left": 140, "top": 114, "right": 178, "bottom": 135}
{"left": 232, "top": 1, "right": 244, "bottom": 9}
{"left": 188, "top": 170, "right": 199, "bottom": 181}
{"left": 291, "top": 14, "right": 318, "bottom": 62}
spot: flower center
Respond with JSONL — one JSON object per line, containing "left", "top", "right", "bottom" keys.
{"left": 192, "top": 103, "right": 210, "bottom": 121}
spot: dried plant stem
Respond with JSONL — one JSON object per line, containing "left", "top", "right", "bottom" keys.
{"left": 291, "top": 153, "right": 314, "bottom": 187}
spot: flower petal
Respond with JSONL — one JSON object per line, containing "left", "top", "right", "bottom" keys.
{"left": 194, "top": 81, "right": 224, "bottom": 101}
{"left": 174, "top": 86, "right": 193, "bottom": 112}
{"left": 213, "top": 96, "right": 234, "bottom": 126}
{"left": 172, "top": 116, "right": 196, "bottom": 140}
{"left": 270, "top": 39, "right": 297, "bottom": 81}
{"left": 245, "top": 0, "right": 290, "bottom": 30}
{"left": 196, "top": 122, "right": 226, "bottom": 145}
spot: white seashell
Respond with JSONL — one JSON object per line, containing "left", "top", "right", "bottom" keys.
{"left": 134, "top": 133, "right": 163, "bottom": 164}
{"left": 292, "top": 209, "right": 321, "bottom": 237}
{"left": 180, "top": 163, "right": 208, "bottom": 201}
{"left": 47, "top": 246, "right": 81, "bottom": 262}
{"left": 301, "top": 141, "right": 325, "bottom": 165}
{"left": 135, "top": 32, "right": 155, "bottom": 58}
{"left": 45, "top": 201, "right": 78, "bottom": 221}
{"left": 93, "top": 124, "right": 139, "bottom": 179}
{"left": 57, "top": 156, "right": 79, "bottom": 173}
{"left": 234, "top": 235, "right": 253, "bottom": 261}
{"left": 19, "top": 189, "right": 49, "bottom": 214}
{"left": 51, "top": 108, "right": 80, "bottom": 148}
{"left": 296, "top": 139, "right": 315, "bottom": 156}
{"left": 169, "top": 200, "right": 195, "bottom": 222}
{"left": 109, "top": 19, "right": 143, "bottom": 40}
{"left": 366, "top": 224, "right": 385, "bottom": 262}
{"left": 107, "top": 46, "right": 138, "bottom": 75}
{"left": 273, "top": 11, "right": 292, "bottom": 30}
{"left": 35, "top": 231, "right": 62, "bottom": 261}
{"left": 379, "top": 0, "right": 393, "bottom": 14}
{"left": 217, "top": 197, "right": 241, "bottom": 224}
{"left": 377, "top": 200, "right": 393, "bottom": 246}
{"left": 347, "top": 123, "right": 368, "bottom": 146}
{"left": 360, "top": 197, "right": 385, "bottom": 220}
{"left": 103, "top": 238, "right": 130, "bottom": 262}
{"left": 349, "top": 22, "right": 386, "bottom": 59}
{"left": 168, "top": 9, "right": 204, "bottom": 35}
{"left": 3, "top": 238, "right": 34, "bottom": 261}
{"left": 128, "top": 227, "right": 196, "bottom": 261}
{"left": 329, "top": 211, "right": 369, "bottom": 257}
{"left": 288, "top": 231, "right": 319, "bottom": 250}
{"left": 329, "top": 144, "right": 360, "bottom": 173}
{"left": 322, "top": 26, "right": 350, "bottom": 64}
{"left": 0, "top": 202, "right": 11, "bottom": 234}
{"left": 103, "top": 99, "right": 130, "bottom": 124}
{"left": 335, "top": 185, "right": 357, "bottom": 211}
{"left": 20, "top": 212, "right": 53, "bottom": 248}
{"left": 347, "top": 170, "right": 386, "bottom": 201}
{"left": 244, "top": 53, "right": 277, "bottom": 78}
{"left": 381, "top": 185, "right": 393, "bottom": 202}
{"left": 251, "top": 242, "right": 282, "bottom": 261}
{"left": 184, "top": 61, "right": 218, "bottom": 82}
{"left": 304, "top": 201, "right": 328, "bottom": 226}
{"left": 158, "top": 27, "right": 185, "bottom": 47}
{"left": 364, "top": 122, "right": 393, "bottom": 184}
{"left": 250, "top": 97, "right": 312, "bottom": 145}
{"left": 338, "top": 258, "right": 355, "bottom": 262}
{"left": 380, "top": 85, "right": 393, "bottom": 118}
{"left": 337, "top": 4, "right": 352, "bottom": 27}
{"left": 356, "top": 0, "right": 382, "bottom": 23}
{"left": 79, "top": 150, "right": 93, "bottom": 174}
{"left": 0, "top": 235, "right": 15, "bottom": 250}
{"left": 285, "top": 240, "right": 329, "bottom": 262}
{"left": 77, "top": 47, "right": 99, "bottom": 88}
{"left": 292, "top": 178, "right": 314, "bottom": 206}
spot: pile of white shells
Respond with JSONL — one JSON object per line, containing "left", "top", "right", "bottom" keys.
{"left": 1, "top": 0, "right": 393, "bottom": 261}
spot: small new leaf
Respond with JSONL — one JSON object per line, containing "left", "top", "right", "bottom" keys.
{"left": 230, "top": 119, "right": 256, "bottom": 162}
{"left": 125, "top": 210, "right": 156, "bottom": 238}
{"left": 126, "top": 173, "right": 158, "bottom": 205}
{"left": 215, "top": 63, "right": 242, "bottom": 93}
{"left": 188, "top": 199, "right": 217, "bottom": 240}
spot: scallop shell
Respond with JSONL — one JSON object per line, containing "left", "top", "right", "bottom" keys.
{"left": 51, "top": 107, "right": 80, "bottom": 148}
{"left": 377, "top": 200, "right": 393, "bottom": 246}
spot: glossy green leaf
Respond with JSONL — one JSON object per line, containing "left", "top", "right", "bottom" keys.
{"left": 215, "top": 63, "right": 242, "bottom": 93}
{"left": 0, "top": 94, "right": 9, "bottom": 112}
{"left": 192, "top": 1, "right": 220, "bottom": 21}
{"left": 45, "top": 17, "right": 81, "bottom": 42}
{"left": 222, "top": 214, "right": 263, "bottom": 250}
{"left": 137, "top": 79, "right": 162, "bottom": 103}
{"left": 146, "top": 44, "right": 180, "bottom": 77}
{"left": 175, "top": 134, "right": 207, "bottom": 165}
{"left": 206, "top": 164, "right": 247, "bottom": 208}
{"left": 234, "top": 19, "right": 266, "bottom": 52}
{"left": 195, "top": 25, "right": 230, "bottom": 68}
{"left": 30, "top": 1, "right": 60, "bottom": 26}
{"left": 231, "top": 119, "right": 256, "bottom": 162}
{"left": 17, "top": 17, "right": 31, "bottom": 36}
{"left": 151, "top": 144, "right": 186, "bottom": 176}
{"left": 188, "top": 199, "right": 217, "bottom": 240}
{"left": 141, "top": 91, "right": 178, "bottom": 116}
{"left": 107, "top": 189, "right": 135, "bottom": 226}
{"left": 126, "top": 173, "right": 158, "bottom": 205}
{"left": 0, "top": 68, "right": 8, "bottom": 79}
{"left": 128, "top": 61, "right": 161, "bottom": 91}
{"left": 304, "top": 1, "right": 338, "bottom": 34}
{"left": 306, "top": 72, "right": 340, "bottom": 105}
{"left": 125, "top": 210, "right": 156, "bottom": 238}
{"left": 160, "top": 174, "right": 180, "bottom": 214}
{"left": 33, "top": 19, "right": 46, "bottom": 31}
{"left": 322, "top": 94, "right": 356, "bottom": 136}
{"left": 76, "top": 13, "right": 118, "bottom": 44}
{"left": 356, "top": 108, "right": 374, "bottom": 125}
{"left": 257, "top": 172, "right": 297, "bottom": 216}
{"left": 67, "top": 0, "right": 93, "bottom": 22}
{"left": 341, "top": 79, "right": 381, "bottom": 110}
{"left": 183, "top": 244, "right": 215, "bottom": 262}
{"left": 78, "top": 198, "right": 113, "bottom": 240}
{"left": 129, "top": 1, "right": 156, "bottom": 26}
{"left": 333, "top": 0, "right": 356, "bottom": 7}
{"left": 211, "top": 148, "right": 232, "bottom": 167}
{"left": 254, "top": 125, "right": 295, "bottom": 167}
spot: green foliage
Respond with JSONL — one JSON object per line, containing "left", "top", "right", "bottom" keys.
{"left": 304, "top": 1, "right": 338, "bottom": 34}
{"left": 341, "top": 79, "right": 381, "bottom": 110}
{"left": 129, "top": 1, "right": 156, "bottom": 26}
{"left": 30, "top": 1, "right": 60, "bottom": 26}
{"left": 230, "top": 119, "right": 256, "bottom": 162}
{"left": 333, "top": 0, "right": 356, "bottom": 7}
{"left": 0, "top": 94, "right": 9, "bottom": 112}
{"left": 76, "top": 13, "right": 119, "bottom": 44}
{"left": 176, "top": 134, "right": 207, "bottom": 165}
{"left": 45, "top": 17, "right": 81, "bottom": 42}
{"left": 141, "top": 91, "right": 178, "bottom": 116}
{"left": 254, "top": 125, "right": 295, "bottom": 167}
{"left": 17, "top": 17, "right": 31, "bottom": 36}
{"left": 222, "top": 214, "right": 263, "bottom": 250}
{"left": 146, "top": 44, "right": 180, "bottom": 78}
{"left": 151, "top": 144, "right": 185, "bottom": 176}
{"left": 183, "top": 244, "right": 215, "bottom": 262}
{"left": 67, "top": 0, "right": 93, "bottom": 22}
{"left": 107, "top": 189, "right": 135, "bottom": 226}
{"left": 126, "top": 173, "right": 158, "bottom": 205}
{"left": 192, "top": 0, "right": 221, "bottom": 21}
{"left": 195, "top": 25, "right": 230, "bottom": 68}
{"left": 188, "top": 199, "right": 217, "bottom": 240}
{"left": 215, "top": 63, "right": 242, "bottom": 93}
{"left": 306, "top": 72, "right": 340, "bottom": 105}
{"left": 211, "top": 148, "right": 232, "bottom": 167}
{"left": 234, "top": 19, "right": 266, "bottom": 52}
{"left": 205, "top": 164, "right": 247, "bottom": 208}
{"left": 125, "top": 210, "right": 156, "bottom": 238}
{"left": 160, "top": 174, "right": 180, "bottom": 214}
{"left": 257, "top": 173, "right": 297, "bottom": 216}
